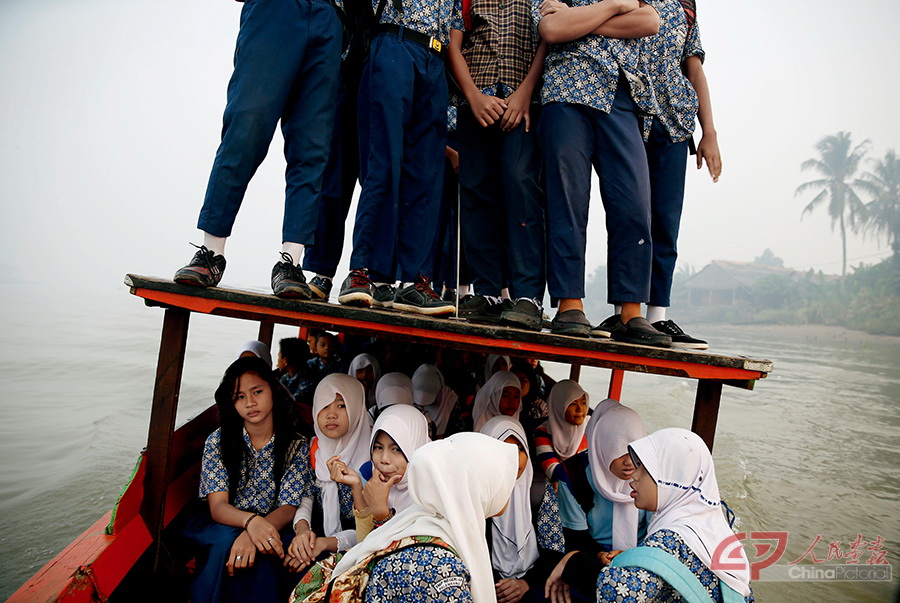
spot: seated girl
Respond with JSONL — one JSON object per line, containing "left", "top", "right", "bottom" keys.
{"left": 186, "top": 356, "right": 307, "bottom": 603}
{"left": 482, "top": 416, "right": 563, "bottom": 603}
{"left": 533, "top": 381, "right": 592, "bottom": 552}
{"left": 411, "top": 363, "right": 460, "bottom": 438}
{"left": 347, "top": 352, "right": 381, "bottom": 410}
{"left": 329, "top": 404, "right": 431, "bottom": 541}
{"left": 484, "top": 353, "right": 512, "bottom": 383}
{"left": 291, "top": 432, "right": 519, "bottom": 602}
{"left": 545, "top": 428, "right": 753, "bottom": 603}
{"left": 285, "top": 373, "right": 371, "bottom": 572}
{"left": 473, "top": 370, "right": 522, "bottom": 431}
{"left": 557, "top": 401, "right": 650, "bottom": 559}
{"left": 368, "top": 371, "right": 414, "bottom": 424}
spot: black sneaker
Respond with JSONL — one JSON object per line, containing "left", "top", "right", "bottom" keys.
{"left": 590, "top": 314, "right": 620, "bottom": 338}
{"left": 372, "top": 283, "right": 396, "bottom": 308}
{"left": 308, "top": 276, "right": 333, "bottom": 301}
{"left": 441, "top": 288, "right": 457, "bottom": 303}
{"left": 271, "top": 252, "right": 312, "bottom": 299}
{"left": 174, "top": 245, "right": 226, "bottom": 288}
{"left": 338, "top": 269, "right": 374, "bottom": 307}
{"left": 392, "top": 276, "right": 455, "bottom": 316}
{"left": 458, "top": 294, "right": 511, "bottom": 324}
{"left": 550, "top": 309, "right": 591, "bottom": 337}
{"left": 611, "top": 316, "right": 672, "bottom": 347}
{"left": 501, "top": 299, "right": 543, "bottom": 331}
{"left": 652, "top": 320, "right": 708, "bottom": 350}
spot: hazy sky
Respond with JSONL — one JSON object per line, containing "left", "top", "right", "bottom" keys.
{"left": 1, "top": 0, "right": 898, "bottom": 294}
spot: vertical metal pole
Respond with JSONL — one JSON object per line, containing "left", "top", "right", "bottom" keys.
{"left": 691, "top": 380, "right": 722, "bottom": 451}
{"left": 454, "top": 187, "right": 461, "bottom": 315}
{"left": 141, "top": 307, "right": 190, "bottom": 569}
{"left": 569, "top": 364, "right": 581, "bottom": 382}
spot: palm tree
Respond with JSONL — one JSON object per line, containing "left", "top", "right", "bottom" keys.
{"left": 795, "top": 132, "right": 870, "bottom": 290}
{"left": 860, "top": 149, "right": 900, "bottom": 255}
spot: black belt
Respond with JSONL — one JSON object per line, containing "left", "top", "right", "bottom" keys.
{"left": 377, "top": 23, "right": 444, "bottom": 54}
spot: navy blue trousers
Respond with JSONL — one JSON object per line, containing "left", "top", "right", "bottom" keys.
{"left": 458, "top": 105, "right": 546, "bottom": 299}
{"left": 540, "top": 86, "right": 651, "bottom": 304}
{"left": 432, "top": 137, "right": 470, "bottom": 289}
{"left": 184, "top": 510, "right": 295, "bottom": 603}
{"left": 350, "top": 31, "right": 448, "bottom": 282}
{"left": 197, "top": 0, "right": 341, "bottom": 244}
{"left": 303, "top": 61, "right": 363, "bottom": 277}
{"left": 646, "top": 119, "right": 689, "bottom": 307}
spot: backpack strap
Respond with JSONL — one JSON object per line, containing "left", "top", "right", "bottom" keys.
{"left": 678, "top": 0, "right": 696, "bottom": 32}
{"left": 611, "top": 546, "right": 743, "bottom": 603}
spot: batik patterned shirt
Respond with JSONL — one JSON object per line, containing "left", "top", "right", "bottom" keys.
{"left": 641, "top": 0, "right": 704, "bottom": 142}
{"left": 364, "top": 545, "right": 473, "bottom": 601}
{"left": 377, "top": 0, "right": 464, "bottom": 46}
{"left": 532, "top": 0, "right": 658, "bottom": 115}
{"left": 597, "top": 529, "right": 754, "bottom": 602}
{"left": 536, "top": 481, "right": 565, "bottom": 552}
{"left": 199, "top": 428, "right": 307, "bottom": 513}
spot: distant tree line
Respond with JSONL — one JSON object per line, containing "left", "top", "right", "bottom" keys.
{"left": 795, "top": 132, "right": 899, "bottom": 290}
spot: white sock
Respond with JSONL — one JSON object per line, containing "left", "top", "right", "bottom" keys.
{"left": 281, "top": 242, "right": 304, "bottom": 266}
{"left": 501, "top": 287, "right": 511, "bottom": 300}
{"left": 374, "top": 282, "right": 391, "bottom": 288}
{"left": 614, "top": 305, "right": 622, "bottom": 316}
{"left": 203, "top": 232, "right": 226, "bottom": 257}
{"left": 459, "top": 284, "right": 470, "bottom": 296}
{"left": 646, "top": 306, "right": 667, "bottom": 323}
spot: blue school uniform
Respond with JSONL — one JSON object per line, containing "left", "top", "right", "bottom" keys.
{"left": 187, "top": 428, "right": 307, "bottom": 603}
{"left": 365, "top": 546, "right": 473, "bottom": 601}
{"left": 641, "top": 1, "right": 705, "bottom": 307}
{"left": 557, "top": 470, "right": 650, "bottom": 551}
{"left": 196, "top": 0, "right": 342, "bottom": 245}
{"left": 534, "top": 0, "right": 659, "bottom": 304}
{"left": 349, "top": 0, "right": 463, "bottom": 283}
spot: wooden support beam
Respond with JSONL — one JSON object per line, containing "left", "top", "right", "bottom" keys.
{"left": 257, "top": 320, "right": 274, "bottom": 349}
{"left": 608, "top": 369, "right": 624, "bottom": 400}
{"left": 569, "top": 364, "right": 581, "bottom": 382}
{"left": 691, "top": 380, "right": 722, "bottom": 451}
{"left": 140, "top": 308, "right": 189, "bottom": 568}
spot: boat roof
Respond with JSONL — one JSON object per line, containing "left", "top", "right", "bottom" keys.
{"left": 125, "top": 274, "right": 772, "bottom": 387}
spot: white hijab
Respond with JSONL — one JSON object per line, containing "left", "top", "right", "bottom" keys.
{"left": 586, "top": 402, "right": 645, "bottom": 550}
{"left": 370, "top": 404, "right": 431, "bottom": 512}
{"left": 233, "top": 340, "right": 272, "bottom": 368}
{"left": 348, "top": 353, "right": 382, "bottom": 408}
{"left": 412, "top": 363, "right": 459, "bottom": 437}
{"left": 369, "top": 372, "right": 414, "bottom": 425}
{"left": 472, "top": 371, "right": 521, "bottom": 432}
{"left": 312, "top": 373, "right": 371, "bottom": 537}
{"left": 484, "top": 354, "right": 511, "bottom": 382}
{"left": 546, "top": 380, "right": 589, "bottom": 460}
{"left": 333, "top": 433, "right": 517, "bottom": 603}
{"left": 629, "top": 428, "right": 752, "bottom": 597}
{"left": 592, "top": 397, "right": 619, "bottom": 419}
{"left": 481, "top": 416, "right": 540, "bottom": 580}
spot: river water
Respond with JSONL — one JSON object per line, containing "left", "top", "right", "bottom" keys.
{"left": 0, "top": 281, "right": 897, "bottom": 601}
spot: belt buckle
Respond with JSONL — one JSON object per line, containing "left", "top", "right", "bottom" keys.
{"left": 429, "top": 37, "right": 442, "bottom": 53}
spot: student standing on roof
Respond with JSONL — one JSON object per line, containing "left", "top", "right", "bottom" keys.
{"left": 591, "top": 0, "right": 720, "bottom": 349}
{"left": 336, "top": 0, "right": 463, "bottom": 317}
{"left": 173, "top": 0, "right": 341, "bottom": 299}
{"left": 534, "top": 0, "right": 669, "bottom": 345}
{"left": 446, "top": 0, "right": 549, "bottom": 331}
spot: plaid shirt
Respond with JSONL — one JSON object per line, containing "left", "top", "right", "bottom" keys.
{"left": 456, "top": 0, "right": 540, "bottom": 95}
{"left": 641, "top": 0, "right": 705, "bottom": 142}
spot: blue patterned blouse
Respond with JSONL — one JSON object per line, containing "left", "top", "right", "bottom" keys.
{"left": 640, "top": 0, "right": 705, "bottom": 142}
{"left": 199, "top": 428, "right": 307, "bottom": 513}
{"left": 364, "top": 545, "right": 473, "bottom": 602}
{"left": 597, "top": 529, "right": 754, "bottom": 602}
{"left": 376, "top": 0, "right": 464, "bottom": 46}
{"left": 532, "top": 0, "right": 658, "bottom": 115}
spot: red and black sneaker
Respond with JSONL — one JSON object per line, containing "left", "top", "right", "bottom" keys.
{"left": 173, "top": 245, "right": 226, "bottom": 288}
{"left": 338, "top": 269, "right": 375, "bottom": 307}
{"left": 392, "top": 275, "right": 455, "bottom": 317}
{"left": 271, "top": 252, "right": 312, "bottom": 299}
